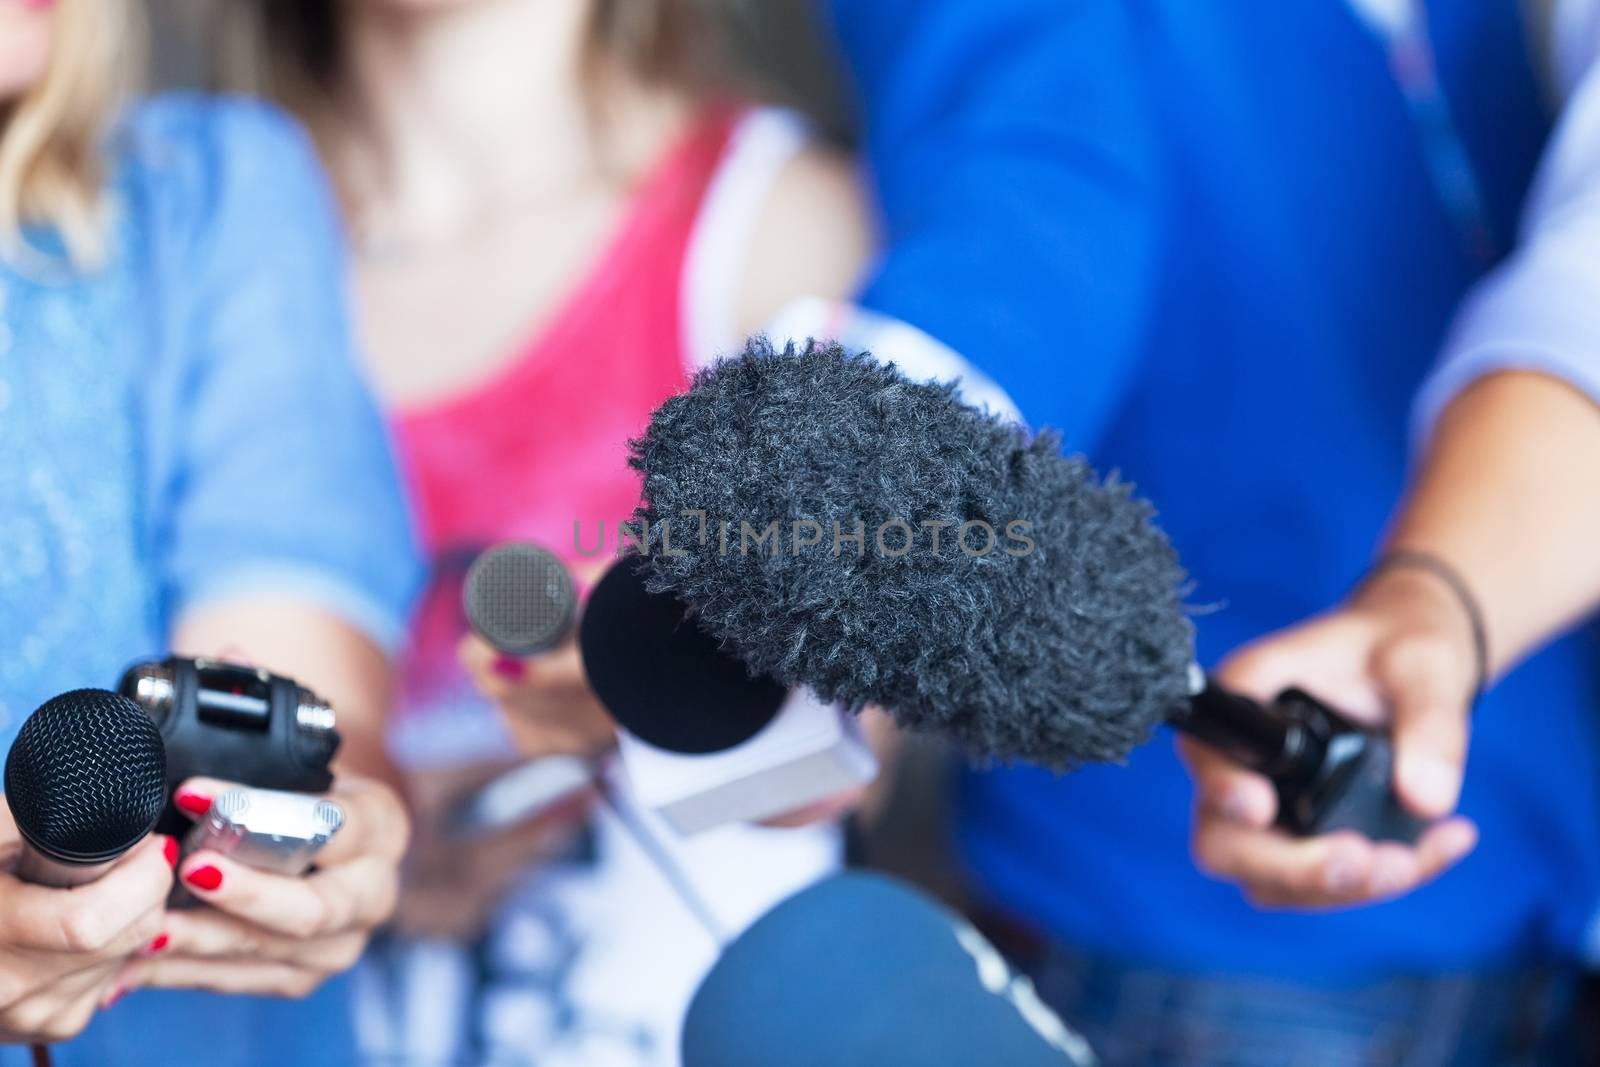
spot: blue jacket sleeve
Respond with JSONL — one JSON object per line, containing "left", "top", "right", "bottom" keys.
{"left": 130, "top": 96, "right": 423, "bottom": 650}
{"left": 821, "top": 0, "right": 1165, "bottom": 447}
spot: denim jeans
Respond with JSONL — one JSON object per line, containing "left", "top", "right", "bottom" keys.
{"left": 1018, "top": 940, "right": 1580, "bottom": 1067}
{"left": 0, "top": 979, "right": 361, "bottom": 1067}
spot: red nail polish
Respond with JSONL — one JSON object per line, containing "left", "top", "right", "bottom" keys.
{"left": 146, "top": 933, "right": 169, "bottom": 954}
{"left": 492, "top": 655, "right": 526, "bottom": 680}
{"left": 175, "top": 789, "right": 212, "bottom": 817}
{"left": 162, "top": 836, "right": 179, "bottom": 868}
{"left": 185, "top": 865, "right": 223, "bottom": 891}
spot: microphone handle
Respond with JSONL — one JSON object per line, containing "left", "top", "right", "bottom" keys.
{"left": 13, "top": 844, "right": 125, "bottom": 1067}
{"left": 1171, "top": 676, "right": 1428, "bottom": 844}
{"left": 14, "top": 846, "right": 117, "bottom": 889}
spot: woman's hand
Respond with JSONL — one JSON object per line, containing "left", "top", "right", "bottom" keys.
{"left": 109, "top": 775, "right": 409, "bottom": 1003}
{"left": 1178, "top": 565, "right": 1481, "bottom": 910}
{"left": 458, "top": 634, "right": 617, "bottom": 761}
{"left": 0, "top": 805, "right": 173, "bottom": 1042}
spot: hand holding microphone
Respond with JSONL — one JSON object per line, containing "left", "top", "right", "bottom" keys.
{"left": 0, "top": 691, "right": 175, "bottom": 1045}
{"left": 461, "top": 541, "right": 876, "bottom": 834}
{"left": 458, "top": 543, "right": 618, "bottom": 761}
{"left": 1182, "top": 563, "right": 1481, "bottom": 908}
{"left": 109, "top": 773, "right": 408, "bottom": 1003}
{"left": 627, "top": 340, "right": 1460, "bottom": 878}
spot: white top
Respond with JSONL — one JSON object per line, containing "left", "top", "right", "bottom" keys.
{"left": 1414, "top": 0, "right": 1600, "bottom": 434}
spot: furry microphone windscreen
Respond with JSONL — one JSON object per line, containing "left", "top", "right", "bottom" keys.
{"left": 629, "top": 338, "right": 1195, "bottom": 768}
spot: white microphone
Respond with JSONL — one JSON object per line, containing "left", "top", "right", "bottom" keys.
{"left": 577, "top": 556, "right": 876, "bottom": 835}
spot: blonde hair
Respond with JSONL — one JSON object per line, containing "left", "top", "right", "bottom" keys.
{"left": 0, "top": 0, "right": 140, "bottom": 267}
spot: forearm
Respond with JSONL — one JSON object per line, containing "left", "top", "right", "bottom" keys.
{"left": 170, "top": 598, "right": 401, "bottom": 786}
{"left": 1386, "top": 369, "right": 1600, "bottom": 677}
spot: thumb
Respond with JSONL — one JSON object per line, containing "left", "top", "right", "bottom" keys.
{"left": 1371, "top": 632, "right": 1473, "bottom": 820}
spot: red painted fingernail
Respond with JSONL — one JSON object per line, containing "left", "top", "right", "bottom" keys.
{"left": 492, "top": 655, "right": 526, "bottom": 680}
{"left": 162, "top": 836, "right": 179, "bottom": 868}
{"left": 175, "top": 788, "right": 212, "bottom": 817}
{"left": 185, "top": 865, "right": 223, "bottom": 891}
{"left": 145, "top": 933, "right": 169, "bottom": 955}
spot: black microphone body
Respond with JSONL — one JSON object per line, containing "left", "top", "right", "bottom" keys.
{"left": 118, "top": 658, "right": 340, "bottom": 838}
{"left": 1178, "top": 679, "right": 1426, "bottom": 841}
{"left": 5, "top": 690, "right": 167, "bottom": 888}
{"left": 628, "top": 339, "right": 1426, "bottom": 843}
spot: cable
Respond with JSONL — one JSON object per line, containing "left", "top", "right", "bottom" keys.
{"left": 589, "top": 765, "right": 730, "bottom": 947}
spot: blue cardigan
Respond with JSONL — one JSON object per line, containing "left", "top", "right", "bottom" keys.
{"left": 826, "top": 0, "right": 1597, "bottom": 980}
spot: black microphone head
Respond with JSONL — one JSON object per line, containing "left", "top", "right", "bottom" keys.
{"left": 628, "top": 338, "right": 1194, "bottom": 769}
{"left": 579, "top": 557, "right": 787, "bottom": 754}
{"left": 464, "top": 541, "right": 578, "bottom": 656}
{"left": 4, "top": 689, "right": 167, "bottom": 865}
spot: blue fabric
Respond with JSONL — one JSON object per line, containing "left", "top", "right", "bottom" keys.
{"left": 0, "top": 94, "right": 419, "bottom": 1064}
{"left": 1023, "top": 940, "right": 1578, "bottom": 1066}
{"left": 828, "top": 0, "right": 1600, "bottom": 981}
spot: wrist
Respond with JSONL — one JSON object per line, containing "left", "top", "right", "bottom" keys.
{"left": 1355, "top": 550, "right": 1488, "bottom": 699}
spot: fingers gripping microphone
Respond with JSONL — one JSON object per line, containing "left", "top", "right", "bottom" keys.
{"left": 682, "top": 872, "right": 1096, "bottom": 1067}
{"left": 4, "top": 690, "right": 167, "bottom": 888}
{"left": 627, "top": 339, "right": 1426, "bottom": 843}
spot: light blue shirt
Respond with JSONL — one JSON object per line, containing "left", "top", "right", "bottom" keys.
{"left": 0, "top": 94, "right": 419, "bottom": 1066}
{"left": 1416, "top": 0, "right": 1600, "bottom": 434}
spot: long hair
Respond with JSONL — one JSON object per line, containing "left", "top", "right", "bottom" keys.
{"left": 0, "top": 0, "right": 141, "bottom": 267}
{"left": 213, "top": 1, "right": 759, "bottom": 157}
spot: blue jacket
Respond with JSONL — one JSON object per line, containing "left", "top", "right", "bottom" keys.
{"left": 826, "top": 0, "right": 1599, "bottom": 979}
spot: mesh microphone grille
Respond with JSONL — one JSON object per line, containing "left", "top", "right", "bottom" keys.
{"left": 4, "top": 689, "right": 167, "bottom": 864}
{"left": 463, "top": 542, "right": 578, "bottom": 656}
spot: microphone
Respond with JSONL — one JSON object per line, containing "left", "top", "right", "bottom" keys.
{"left": 579, "top": 557, "right": 876, "bottom": 835}
{"left": 460, "top": 542, "right": 871, "bottom": 944}
{"left": 580, "top": 557, "right": 786, "bottom": 753}
{"left": 681, "top": 871, "right": 1095, "bottom": 1067}
{"left": 463, "top": 541, "right": 578, "bottom": 657}
{"left": 626, "top": 338, "right": 1426, "bottom": 843}
{"left": 4, "top": 690, "right": 167, "bottom": 888}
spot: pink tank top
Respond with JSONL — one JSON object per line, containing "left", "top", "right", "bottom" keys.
{"left": 390, "top": 112, "right": 737, "bottom": 737}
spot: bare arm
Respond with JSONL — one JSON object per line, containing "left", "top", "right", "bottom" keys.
{"left": 116, "top": 599, "right": 410, "bottom": 1002}
{"left": 1178, "top": 22, "right": 1600, "bottom": 910}
{"left": 171, "top": 597, "right": 400, "bottom": 786}
{"left": 1387, "top": 369, "right": 1600, "bottom": 678}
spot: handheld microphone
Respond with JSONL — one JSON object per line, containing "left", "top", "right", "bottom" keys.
{"left": 579, "top": 557, "right": 877, "bottom": 835}
{"left": 4, "top": 690, "right": 167, "bottom": 888}
{"left": 463, "top": 541, "right": 578, "bottom": 656}
{"left": 464, "top": 540, "right": 875, "bottom": 835}
{"left": 460, "top": 542, "right": 865, "bottom": 944}
{"left": 682, "top": 871, "right": 1095, "bottom": 1067}
{"left": 626, "top": 339, "right": 1426, "bottom": 843}
{"left": 118, "top": 658, "right": 340, "bottom": 838}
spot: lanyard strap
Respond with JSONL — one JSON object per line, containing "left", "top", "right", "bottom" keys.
{"left": 1346, "top": 0, "right": 1501, "bottom": 264}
